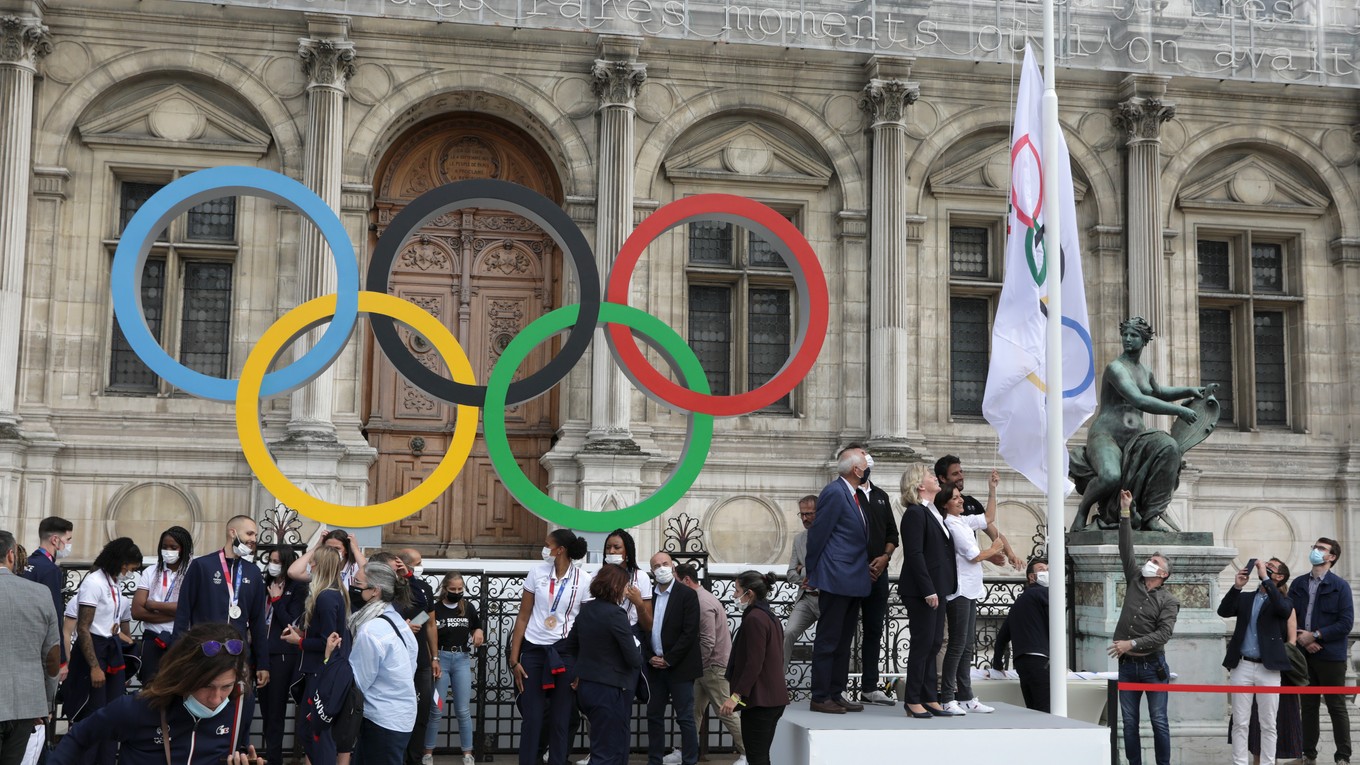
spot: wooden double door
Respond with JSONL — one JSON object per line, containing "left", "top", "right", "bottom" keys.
{"left": 366, "top": 115, "right": 559, "bottom": 557}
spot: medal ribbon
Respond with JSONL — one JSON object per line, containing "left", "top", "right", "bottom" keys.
{"left": 219, "top": 551, "right": 243, "bottom": 615}
{"left": 106, "top": 571, "right": 121, "bottom": 631}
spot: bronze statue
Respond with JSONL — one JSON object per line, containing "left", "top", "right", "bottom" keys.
{"left": 1069, "top": 317, "right": 1219, "bottom": 532}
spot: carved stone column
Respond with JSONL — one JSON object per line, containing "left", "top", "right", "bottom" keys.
{"left": 0, "top": 13, "right": 50, "bottom": 430}
{"left": 585, "top": 37, "right": 645, "bottom": 453}
{"left": 288, "top": 19, "right": 355, "bottom": 441}
{"left": 1115, "top": 76, "right": 1175, "bottom": 352}
{"left": 861, "top": 57, "right": 919, "bottom": 455}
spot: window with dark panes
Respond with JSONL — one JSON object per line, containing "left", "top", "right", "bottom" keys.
{"left": 685, "top": 208, "right": 797, "bottom": 413}
{"left": 107, "top": 175, "right": 239, "bottom": 395}
{"left": 1196, "top": 232, "right": 1300, "bottom": 429}
{"left": 948, "top": 220, "right": 1003, "bottom": 417}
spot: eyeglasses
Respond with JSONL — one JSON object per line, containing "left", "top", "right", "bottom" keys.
{"left": 1312, "top": 545, "right": 1332, "bottom": 553}
{"left": 201, "top": 639, "right": 245, "bottom": 658}
{"left": 798, "top": 512, "right": 815, "bottom": 518}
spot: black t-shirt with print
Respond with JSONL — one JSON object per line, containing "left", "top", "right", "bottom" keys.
{"left": 434, "top": 598, "right": 481, "bottom": 651}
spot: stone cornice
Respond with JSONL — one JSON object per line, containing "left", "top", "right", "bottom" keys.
{"left": 860, "top": 78, "right": 920, "bottom": 127}
{"left": 0, "top": 15, "right": 51, "bottom": 69}
{"left": 297, "top": 37, "right": 356, "bottom": 90}
{"left": 591, "top": 58, "right": 647, "bottom": 109}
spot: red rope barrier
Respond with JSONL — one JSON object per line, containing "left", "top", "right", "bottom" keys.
{"left": 1119, "top": 683, "right": 1360, "bottom": 695}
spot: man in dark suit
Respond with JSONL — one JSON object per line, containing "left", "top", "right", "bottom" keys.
{"left": 857, "top": 453, "right": 899, "bottom": 706}
{"left": 1219, "top": 556, "right": 1293, "bottom": 765}
{"left": 644, "top": 551, "right": 701, "bottom": 765}
{"left": 1288, "top": 537, "right": 1354, "bottom": 765}
{"left": 805, "top": 445, "right": 872, "bottom": 714}
{"left": 896, "top": 477, "right": 958, "bottom": 717}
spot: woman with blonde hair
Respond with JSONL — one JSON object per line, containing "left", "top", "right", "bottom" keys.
{"left": 282, "top": 546, "right": 350, "bottom": 765}
{"left": 900, "top": 463, "right": 941, "bottom": 509}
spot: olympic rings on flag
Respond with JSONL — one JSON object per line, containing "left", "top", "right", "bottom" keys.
{"left": 235, "top": 291, "right": 480, "bottom": 527}
{"left": 485, "top": 303, "right": 713, "bottom": 532}
{"left": 113, "top": 167, "right": 830, "bottom": 530}
{"left": 366, "top": 180, "right": 600, "bottom": 408}
{"left": 605, "top": 195, "right": 829, "bottom": 416}
{"left": 111, "top": 167, "right": 361, "bottom": 402}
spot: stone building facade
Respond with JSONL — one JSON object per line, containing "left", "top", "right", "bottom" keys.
{"left": 0, "top": 1, "right": 1357, "bottom": 612}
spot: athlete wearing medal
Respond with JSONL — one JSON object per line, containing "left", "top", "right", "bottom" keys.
{"left": 174, "top": 514, "right": 271, "bottom": 750}
{"left": 509, "top": 529, "right": 592, "bottom": 765}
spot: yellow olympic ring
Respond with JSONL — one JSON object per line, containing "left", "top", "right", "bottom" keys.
{"left": 235, "top": 291, "right": 479, "bottom": 527}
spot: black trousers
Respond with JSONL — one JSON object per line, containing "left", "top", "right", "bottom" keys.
{"left": 137, "top": 631, "right": 171, "bottom": 685}
{"left": 260, "top": 651, "right": 301, "bottom": 765}
{"left": 405, "top": 663, "right": 433, "bottom": 765}
{"left": 738, "top": 705, "right": 784, "bottom": 765}
{"left": 1014, "top": 654, "right": 1051, "bottom": 713}
{"left": 577, "top": 680, "right": 630, "bottom": 765}
{"left": 902, "top": 595, "right": 945, "bottom": 705}
{"left": 811, "top": 592, "right": 860, "bottom": 703}
{"left": 1302, "top": 655, "right": 1351, "bottom": 762}
{"left": 859, "top": 574, "right": 890, "bottom": 690}
{"left": 0, "top": 719, "right": 38, "bottom": 765}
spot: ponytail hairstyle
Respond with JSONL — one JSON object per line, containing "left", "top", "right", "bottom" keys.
{"left": 549, "top": 529, "right": 589, "bottom": 561}
{"left": 441, "top": 571, "right": 468, "bottom": 616}
{"left": 734, "top": 569, "right": 777, "bottom": 603}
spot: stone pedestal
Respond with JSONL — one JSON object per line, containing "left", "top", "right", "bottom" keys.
{"left": 1070, "top": 530, "right": 1236, "bottom": 765}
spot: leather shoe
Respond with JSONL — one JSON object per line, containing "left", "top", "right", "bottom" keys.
{"left": 810, "top": 699, "right": 847, "bottom": 714}
{"left": 904, "top": 704, "right": 932, "bottom": 719}
{"left": 927, "top": 704, "right": 963, "bottom": 717}
{"left": 834, "top": 695, "right": 865, "bottom": 712}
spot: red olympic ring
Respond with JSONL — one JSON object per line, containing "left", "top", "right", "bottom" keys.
{"left": 1010, "top": 134, "right": 1044, "bottom": 230}
{"left": 605, "top": 194, "right": 829, "bottom": 417}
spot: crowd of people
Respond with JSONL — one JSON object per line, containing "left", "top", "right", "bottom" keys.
{"left": 0, "top": 447, "right": 1352, "bottom": 765}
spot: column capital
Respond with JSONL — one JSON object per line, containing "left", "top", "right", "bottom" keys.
{"left": 0, "top": 16, "right": 51, "bottom": 69}
{"left": 860, "top": 78, "right": 920, "bottom": 127}
{"left": 298, "top": 37, "right": 356, "bottom": 90}
{"left": 591, "top": 58, "right": 646, "bottom": 109}
{"left": 1115, "top": 95, "right": 1176, "bottom": 143}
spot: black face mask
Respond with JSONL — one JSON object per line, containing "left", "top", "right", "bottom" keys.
{"left": 860, "top": 467, "right": 871, "bottom": 485}
{"left": 445, "top": 592, "right": 463, "bottom": 603}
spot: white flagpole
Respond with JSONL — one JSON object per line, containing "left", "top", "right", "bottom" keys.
{"left": 1042, "top": 0, "right": 1069, "bottom": 718}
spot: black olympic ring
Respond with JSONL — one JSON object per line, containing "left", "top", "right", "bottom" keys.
{"left": 366, "top": 179, "right": 601, "bottom": 407}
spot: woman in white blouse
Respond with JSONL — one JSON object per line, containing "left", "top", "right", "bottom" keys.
{"left": 131, "top": 525, "right": 193, "bottom": 683}
{"left": 938, "top": 477, "right": 1005, "bottom": 716}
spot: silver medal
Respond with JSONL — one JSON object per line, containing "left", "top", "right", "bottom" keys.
{"left": 229, "top": 605, "right": 242, "bottom": 620}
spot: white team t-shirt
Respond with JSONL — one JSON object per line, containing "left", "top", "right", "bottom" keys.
{"left": 945, "top": 513, "right": 990, "bottom": 601}
{"left": 622, "top": 568, "right": 653, "bottom": 627}
{"left": 523, "top": 561, "right": 593, "bottom": 646}
{"left": 135, "top": 564, "right": 183, "bottom": 634}
{"left": 76, "top": 569, "right": 126, "bottom": 637}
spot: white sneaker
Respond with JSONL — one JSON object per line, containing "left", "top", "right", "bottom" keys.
{"left": 734, "top": 757, "right": 749, "bottom": 765}
{"left": 941, "top": 700, "right": 967, "bottom": 715}
{"left": 860, "top": 690, "right": 895, "bottom": 706}
{"left": 542, "top": 753, "right": 549, "bottom": 763}
{"left": 961, "top": 698, "right": 995, "bottom": 714}
{"left": 662, "top": 749, "right": 683, "bottom": 765}
{"left": 421, "top": 756, "right": 434, "bottom": 765}
{"left": 576, "top": 756, "right": 591, "bottom": 765}
{"left": 464, "top": 756, "right": 476, "bottom": 765}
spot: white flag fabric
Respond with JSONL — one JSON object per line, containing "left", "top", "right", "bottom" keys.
{"left": 982, "top": 45, "right": 1098, "bottom": 495}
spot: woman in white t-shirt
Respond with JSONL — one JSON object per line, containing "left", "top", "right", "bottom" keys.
{"left": 938, "top": 476, "right": 1006, "bottom": 716}
{"left": 604, "top": 529, "right": 652, "bottom": 632}
{"left": 131, "top": 525, "right": 193, "bottom": 683}
{"left": 64, "top": 536, "right": 143, "bottom": 765}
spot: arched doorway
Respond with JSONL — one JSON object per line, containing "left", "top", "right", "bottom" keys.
{"left": 367, "top": 114, "right": 560, "bottom": 557}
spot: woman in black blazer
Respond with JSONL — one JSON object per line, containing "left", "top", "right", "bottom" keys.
{"left": 896, "top": 467, "right": 961, "bottom": 719}
{"left": 564, "top": 564, "right": 642, "bottom": 765}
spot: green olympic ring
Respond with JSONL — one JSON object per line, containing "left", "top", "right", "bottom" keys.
{"left": 482, "top": 302, "right": 714, "bottom": 532}
{"left": 1026, "top": 224, "right": 1046, "bottom": 286}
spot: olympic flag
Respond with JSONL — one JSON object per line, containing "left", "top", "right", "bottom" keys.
{"left": 982, "top": 45, "right": 1097, "bottom": 496}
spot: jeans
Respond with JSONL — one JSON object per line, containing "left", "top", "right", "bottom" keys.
{"left": 645, "top": 666, "right": 697, "bottom": 765}
{"left": 426, "top": 650, "right": 474, "bottom": 753}
{"left": 576, "top": 680, "right": 630, "bottom": 765}
{"left": 939, "top": 596, "right": 977, "bottom": 703}
{"left": 0, "top": 719, "right": 38, "bottom": 765}
{"left": 356, "top": 718, "right": 412, "bottom": 765}
{"left": 1230, "top": 660, "right": 1280, "bottom": 765}
{"left": 738, "top": 706, "right": 784, "bottom": 765}
{"left": 859, "top": 574, "right": 890, "bottom": 690}
{"left": 810, "top": 592, "right": 859, "bottom": 703}
{"left": 1302, "top": 655, "right": 1352, "bottom": 762}
{"left": 693, "top": 665, "right": 742, "bottom": 754}
{"left": 1118, "top": 654, "right": 1171, "bottom": 765}
{"left": 782, "top": 593, "right": 820, "bottom": 673}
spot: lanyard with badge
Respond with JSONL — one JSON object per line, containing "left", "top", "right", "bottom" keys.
{"left": 544, "top": 567, "right": 579, "bottom": 632}
{"left": 219, "top": 551, "right": 244, "bottom": 620}
{"left": 106, "top": 571, "right": 122, "bottom": 634}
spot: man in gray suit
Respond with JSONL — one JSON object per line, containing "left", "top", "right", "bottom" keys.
{"left": 783, "top": 495, "right": 820, "bottom": 673}
{"left": 0, "top": 529, "right": 61, "bottom": 765}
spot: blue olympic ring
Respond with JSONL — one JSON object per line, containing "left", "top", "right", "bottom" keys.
{"left": 111, "top": 167, "right": 360, "bottom": 402}
{"left": 1062, "top": 315, "right": 1096, "bottom": 398}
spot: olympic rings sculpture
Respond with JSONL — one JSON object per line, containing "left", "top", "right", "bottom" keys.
{"left": 112, "top": 167, "right": 829, "bottom": 531}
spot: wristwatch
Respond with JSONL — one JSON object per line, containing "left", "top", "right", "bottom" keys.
{"left": 1313, "top": 631, "right": 1322, "bottom": 642}
{"left": 1131, "top": 639, "right": 1138, "bottom": 650}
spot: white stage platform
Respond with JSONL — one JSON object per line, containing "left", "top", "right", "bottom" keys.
{"left": 771, "top": 701, "right": 1110, "bottom": 765}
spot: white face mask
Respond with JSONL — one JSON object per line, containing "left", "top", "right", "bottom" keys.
{"left": 1034, "top": 570, "right": 1050, "bottom": 588}
{"left": 1141, "top": 560, "right": 1163, "bottom": 579}
{"left": 412, "top": 565, "right": 424, "bottom": 578}
{"left": 541, "top": 546, "right": 554, "bottom": 563}
{"left": 161, "top": 550, "right": 180, "bottom": 566}
{"left": 230, "top": 535, "right": 251, "bottom": 557}
{"left": 604, "top": 554, "right": 624, "bottom": 566}
{"left": 53, "top": 538, "right": 71, "bottom": 560}
{"left": 653, "top": 566, "right": 674, "bottom": 585}
{"left": 267, "top": 562, "right": 283, "bottom": 578}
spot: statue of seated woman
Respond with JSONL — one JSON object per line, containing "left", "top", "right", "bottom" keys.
{"left": 1068, "top": 317, "right": 1215, "bottom": 532}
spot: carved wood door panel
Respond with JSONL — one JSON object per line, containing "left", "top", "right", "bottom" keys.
{"left": 367, "top": 117, "right": 560, "bottom": 557}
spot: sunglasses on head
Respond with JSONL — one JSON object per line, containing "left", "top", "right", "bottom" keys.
{"left": 201, "top": 639, "right": 245, "bottom": 658}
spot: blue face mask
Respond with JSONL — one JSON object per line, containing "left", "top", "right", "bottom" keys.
{"left": 1310, "top": 548, "right": 1327, "bottom": 566}
{"left": 183, "top": 693, "right": 231, "bottom": 719}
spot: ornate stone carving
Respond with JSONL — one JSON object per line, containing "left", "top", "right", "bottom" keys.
{"left": 0, "top": 16, "right": 52, "bottom": 67}
{"left": 488, "top": 299, "right": 524, "bottom": 367}
{"left": 297, "top": 37, "right": 356, "bottom": 89}
{"left": 591, "top": 58, "right": 647, "bottom": 108}
{"left": 1114, "top": 97, "right": 1177, "bottom": 142}
{"left": 484, "top": 242, "right": 531, "bottom": 275}
{"left": 860, "top": 78, "right": 920, "bottom": 126}
{"left": 401, "top": 385, "right": 436, "bottom": 412}
{"left": 399, "top": 236, "right": 450, "bottom": 272}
